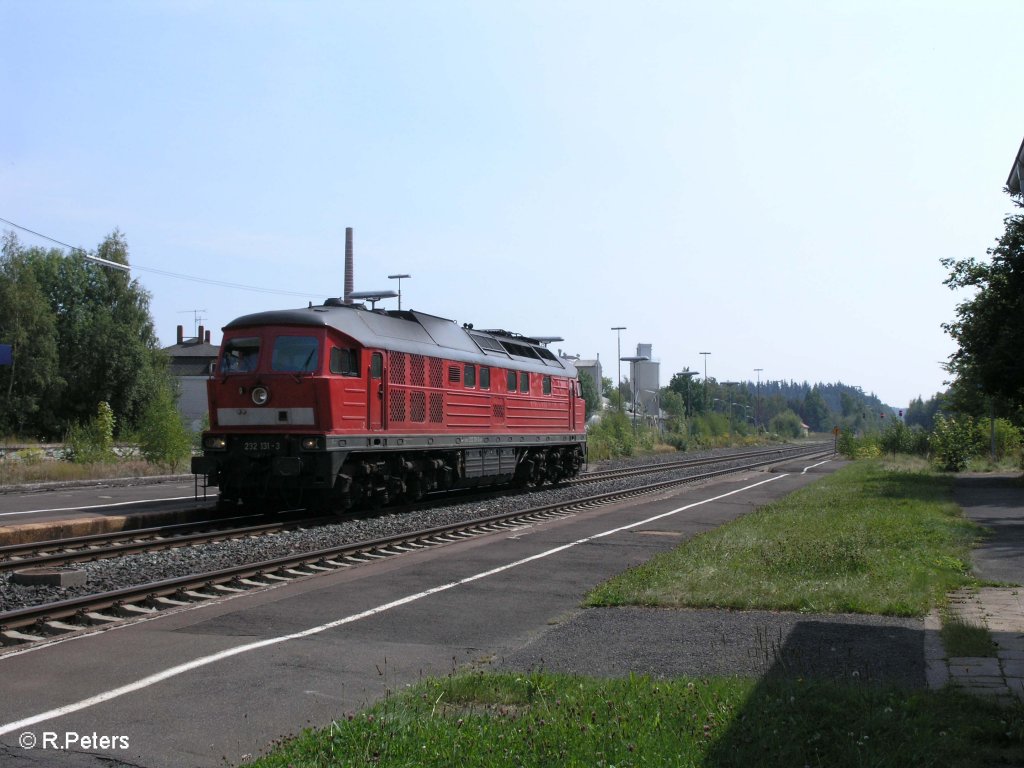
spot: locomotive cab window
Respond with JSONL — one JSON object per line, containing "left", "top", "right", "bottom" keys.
{"left": 330, "top": 347, "right": 360, "bottom": 376}
{"left": 464, "top": 364, "right": 476, "bottom": 388}
{"left": 221, "top": 337, "right": 260, "bottom": 373}
{"left": 370, "top": 353, "right": 383, "bottom": 379}
{"left": 480, "top": 367, "right": 490, "bottom": 390}
{"left": 271, "top": 336, "right": 319, "bottom": 373}
{"left": 543, "top": 375, "right": 552, "bottom": 395}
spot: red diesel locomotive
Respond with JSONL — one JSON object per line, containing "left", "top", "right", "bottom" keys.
{"left": 191, "top": 299, "right": 587, "bottom": 510}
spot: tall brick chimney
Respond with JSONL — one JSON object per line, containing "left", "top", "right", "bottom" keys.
{"left": 344, "top": 227, "right": 354, "bottom": 304}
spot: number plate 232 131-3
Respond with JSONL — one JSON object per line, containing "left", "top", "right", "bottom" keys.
{"left": 243, "top": 441, "right": 281, "bottom": 453}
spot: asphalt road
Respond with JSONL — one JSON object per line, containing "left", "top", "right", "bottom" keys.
{"left": 0, "top": 457, "right": 843, "bottom": 768}
{"left": 954, "top": 473, "right": 1024, "bottom": 585}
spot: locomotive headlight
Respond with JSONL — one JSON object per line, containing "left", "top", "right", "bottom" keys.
{"left": 300, "top": 436, "right": 321, "bottom": 450}
{"left": 251, "top": 386, "right": 270, "bottom": 406}
{"left": 204, "top": 436, "right": 227, "bottom": 450}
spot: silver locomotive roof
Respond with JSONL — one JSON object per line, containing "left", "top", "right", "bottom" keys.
{"left": 223, "top": 302, "right": 579, "bottom": 378}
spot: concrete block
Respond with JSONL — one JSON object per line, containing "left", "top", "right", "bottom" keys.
{"left": 10, "top": 567, "right": 87, "bottom": 587}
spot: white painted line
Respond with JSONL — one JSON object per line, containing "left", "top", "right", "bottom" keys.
{"left": 0, "top": 497, "right": 201, "bottom": 518}
{"left": 0, "top": 471, "right": 797, "bottom": 736}
{"left": 801, "top": 459, "right": 832, "bottom": 474}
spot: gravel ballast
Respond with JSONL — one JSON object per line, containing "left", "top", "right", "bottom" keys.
{"left": 3, "top": 446, "right": 927, "bottom": 691}
{"left": 0, "top": 447, "right": 810, "bottom": 613}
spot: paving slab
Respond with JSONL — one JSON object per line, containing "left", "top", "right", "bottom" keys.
{"left": 936, "top": 475, "right": 1024, "bottom": 704}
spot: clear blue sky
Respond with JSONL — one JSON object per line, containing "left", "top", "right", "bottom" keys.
{"left": 2, "top": 1, "right": 1020, "bottom": 407}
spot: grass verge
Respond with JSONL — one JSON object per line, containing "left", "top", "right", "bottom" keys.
{"left": 243, "top": 672, "right": 1024, "bottom": 768}
{"left": 0, "top": 457, "right": 181, "bottom": 486}
{"left": 586, "top": 461, "right": 981, "bottom": 616}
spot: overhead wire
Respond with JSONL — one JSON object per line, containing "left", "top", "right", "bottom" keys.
{"left": 0, "top": 216, "right": 324, "bottom": 298}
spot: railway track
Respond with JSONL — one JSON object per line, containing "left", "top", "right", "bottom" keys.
{"left": 574, "top": 445, "right": 823, "bottom": 485}
{"left": 0, "top": 513, "right": 330, "bottom": 573}
{"left": 0, "top": 443, "right": 832, "bottom": 652}
{"left": 0, "top": 444, "right": 823, "bottom": 572}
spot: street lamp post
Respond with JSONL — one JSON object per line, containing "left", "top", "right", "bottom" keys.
{"left": 620, "top": 355, "right": 648, "bottom": 429}
{"left": 699, "top": 352, "right": 711, "bottom": 412}
{"left": 388, "top": 274, "right": 411, "bottom": 311}
{"left": 721, "top": 381, "right": 738, "bottom": 436}
{"left": 611, "top": 327, "right": 626, "bottom": 410}
{"left": 754, "top": 368, "right": 763, "bottom": 431}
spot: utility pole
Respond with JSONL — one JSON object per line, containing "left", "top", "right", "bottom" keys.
{"left": 612, "top": 327, "right": 626, "bottom": 410}
{"left": 754, "top": 368, "right": 763, "bottom": 431}
{"left": 700, "top": 352, "right": 711, "bottom": 413}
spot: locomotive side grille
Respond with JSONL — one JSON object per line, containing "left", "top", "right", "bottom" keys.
{"left": 448, "top": 365, "right": 460, "bottom": 384}
{"left": 429, "top": 392, "right": 443, "bottom": 423}
{"left": 390, "top": 352, "right": 407, "bottom": 385}
{"left": 389, "top": 389, "right": 406, "bottom": 422}
{"left": 493, "top": 403, "right": 505, "bottom": 419}
{"left": 410, "top": 354, "right": 425, "bottom": 387}
{"left": 411, "top": 391, "right": 426, "bottom": 422}
{"left": 429, "top": 358, "right": 444, "bottom": 388}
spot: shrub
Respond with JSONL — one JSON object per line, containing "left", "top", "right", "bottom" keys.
{"left": 587, "top": 409, "right": 636, "bottom": 460}
{"left": 930, "top": 415, "right": 980, "bottom": 472}
{"left": 837, "top": 429, "right": 882, "bottom": 460}
{"left": 137, "top": 382, "right": 192, "bottom": 471}
{"left": 769, "top": 410, "right": 803, "bottom": 439}
{"left": 879, "top": 420, "right": 928, "bottom": 457}
{"left": 65, "top": 402, "right": 117, "bottom": 464}
{"left": 974, "top": 418, "right": 1022, "bottom": 461}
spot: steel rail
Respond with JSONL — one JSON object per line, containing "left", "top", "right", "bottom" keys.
{"left": 0, "top": 513, "right": 267, "bottom": 561}
{"left": 574, "top": 443, "right": 825, "bottom": 484}
{"left": 0, "top": 444, "right": 832, "bottom": 646}
{"left": 0, "top": 517, "right": 330, "bottom": 572}
{"left": 1, "top": 444, "right": 823, "bottom": 571}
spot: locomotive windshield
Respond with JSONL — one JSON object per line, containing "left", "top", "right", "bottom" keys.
{"left": 220, "top": 337, "right": 260, "bottom": 373}
{"left": 272, "top": 335, "right": 319, "bottom": 373}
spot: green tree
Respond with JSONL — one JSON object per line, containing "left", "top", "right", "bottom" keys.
{"left": 668, "top": 370, "right": 699, "bottom": 417}
{"left": 601, "top": 376, "right": 623, "bottom": 410}
{"left": 800, "top": 386, "right": 831, "bottom": 432}
{"left": 942, "top": 195, "right": 1024, "bottom": 406}
{"left": 659, "top": 388, "right": 685, "bottom": 432}
{"left": 6, "top": 230, "right": 167, "bottom": 437}
{"left": 578, "top": 370, "right": 599, "bottom": 419}
{"left": 839, "top": 391, "right": 858, "bottom": 419}
{"left": 0, "top": 233, "right": 63, "bottom": 436}
{"left": 905, "top": 394, "right": 944, "bottom": 431}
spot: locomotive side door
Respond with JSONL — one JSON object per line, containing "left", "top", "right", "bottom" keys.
{"left": 569, "top": 378, "right": 578, "bottom": 429}
{"left": 368, "top": 352, "right": 385, "bottom": 430}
